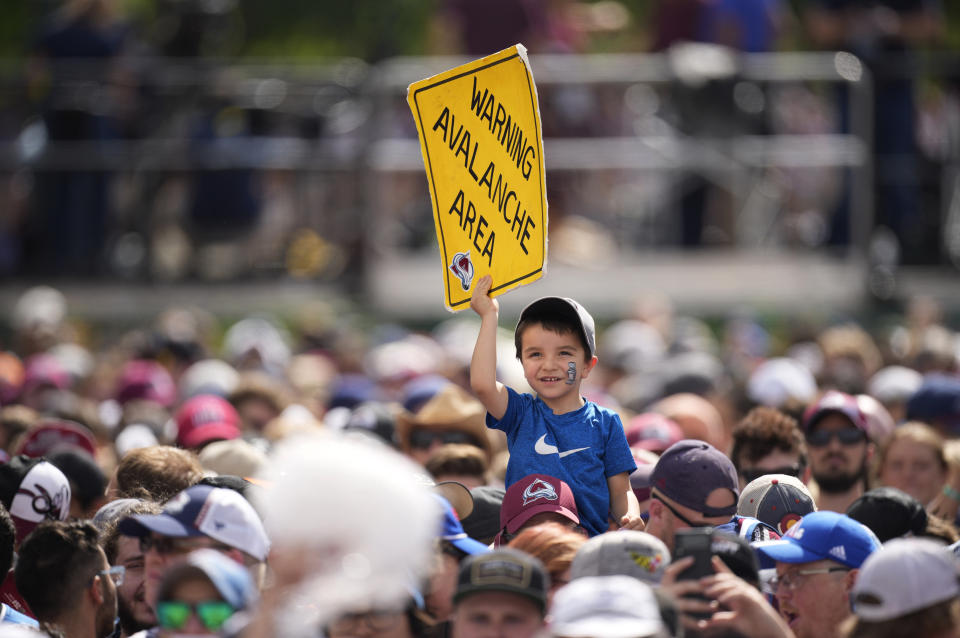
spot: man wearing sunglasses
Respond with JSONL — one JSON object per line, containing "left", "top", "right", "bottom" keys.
{"left": 731, "top": 406, "right": 810, "bottom": 490}
{"left": 15, "top": 520, "right": 122, "bottom": 638}
{"left": 643, "top": 440, "right": 740, "bottom": 553}
{"left": 802, "top": 392, "right": 874, "bottom": 513}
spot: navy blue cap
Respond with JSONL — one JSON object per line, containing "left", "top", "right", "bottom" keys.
{"left": 753, "top": 511, "right": 880, "bottom": 569}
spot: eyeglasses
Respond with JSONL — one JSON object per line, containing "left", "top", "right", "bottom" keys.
{"left": 739, "top": 465, "right": 803, "bottom": 484}
{"left": 805, "top": 428, "right": 866, "bottom": 448}
{"left": 327, "top": 610, "right": 403, "bottom": 636}
{"left": 652, "top": 494, "right": 714, "bottom": 528}
{"left": 156, "top": 600, "right": 236, "bottom": 631}
{"left": 408, "top": 429, "right": 479, "bottom": 450}
{"left": 139, "top": 535, "right": 232, "bottom": 556}
{"left": 95, "top": 565, "right": 125, "bottom": 587}
{"left": 770, "top": 567, "right": 849, "bottom": 592}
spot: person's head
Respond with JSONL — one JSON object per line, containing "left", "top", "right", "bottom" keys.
{"left": 0, "top": 455, "right": 71, "bottom": 546}
{"left": 48, "top": 448, "right": 107, "bottom": 520}
{"left": 425, "top": 443, "right": 489, "bottom": 490}
{"left": 0, "top": 503, "right": 15, "bottom": 578}
{"left": 569, "top": 530, "right": 671, "bottom": 586}
{"left": 327, "top": 595, "right": 434, "bottom": 638}
{"left": 427, "top": 495, "right": 490, "bottom": 623}
{"left": 506, "top": 522, "right": 587, "bottom": 606}
{"left": 175, "top": 395, "right": 241, "bottom": 452}
{"left": 395, "top": 385, "right": 490, "bottom": 466}
{"left": 514, "top": 297, "right": 598, "bottom": 400}
{"left": 802, "top": 392, "right": 873, "bottom": 495}
{"left": 843, "top": 538, "right": 960, "bottom": 638}
{"left": 737, "top": 474, "right": 816, "bottom": 536}
{"left": 16, "top": 520, "right": 119, "bottom": 638}
{"left": 99, "top": 500, "right": 163, "bottom": 636}
{"left": 549, "top": 575, "right": 665, "bottom": 638}
{"left": 731, "top": 406, "right": 808, "bottom": 489}
{"left": 110, "top": 445, "right": 204, "bottom": 503}
{"left": 451, "top": 549, "right": 548, "bottom": 638}
{"left": 875, "top": 421, "right": 947, "bottom": 507}
{"left": 754, "top": 511, "right": 880, "bottom": 638}
{"left": 155, "top": 549, "right": 257, "bottom": 637}
{"left": 498, "top": 474, "right": 582, "bottom": 546}
{"left": 845, "top": 486, "right": 928, "bottom": 543}
{"left": 118, "top": 485, "right": 270, "bottom": 607}
{"left": 645, "top": 440, "right": 739, "bottom": 552}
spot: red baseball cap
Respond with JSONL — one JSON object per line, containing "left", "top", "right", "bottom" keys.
{"left": 175, "top": 395, "right": 240, "bottom": 449}
{"left": 16, "top": 419, "right": 97, "bottom": 459}
{"left": 500, "top": 473, "right": 580, "bottom": 536}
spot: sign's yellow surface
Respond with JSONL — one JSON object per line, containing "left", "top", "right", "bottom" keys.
{"left": 408, "top": 44, "right": 547, "bottom": 311}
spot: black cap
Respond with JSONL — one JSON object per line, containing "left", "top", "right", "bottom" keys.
{"left": 460, "top": 486, "right": 505, "bottom": 546}
{"left": 846, "top": 487, "right": 927, "bottom": 543}
{"left": 454, "top": 548, "right": 549, "bottom": 612}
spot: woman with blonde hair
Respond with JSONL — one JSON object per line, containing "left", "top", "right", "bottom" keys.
{"left": 875, "top": 421, "right": 948, "bottom": 507}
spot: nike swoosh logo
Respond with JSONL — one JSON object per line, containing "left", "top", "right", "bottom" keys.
{"left": 534, "top": 434, "right": 590, "bottom": 458}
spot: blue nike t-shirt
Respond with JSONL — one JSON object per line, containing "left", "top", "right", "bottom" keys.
{"left": 487, "top": 387, "right": 637, "bottom": 536}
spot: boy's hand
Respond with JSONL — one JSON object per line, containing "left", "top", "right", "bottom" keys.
{"left": 619, "top": 513, "right": 646, "bottom": 531}
{"left": 470, "top": 274, "right": 499, "bottom": 318}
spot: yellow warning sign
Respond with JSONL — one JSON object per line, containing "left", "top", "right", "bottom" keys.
{"left": 408, "top": 44, "right": 547, "bottom": 312}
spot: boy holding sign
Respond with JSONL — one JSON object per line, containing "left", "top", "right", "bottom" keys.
{"left": 470, "top": 275, "right": 643, "bottom": 536}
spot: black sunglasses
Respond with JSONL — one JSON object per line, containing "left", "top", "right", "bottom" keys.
{"left": 408, "top": 429, "right": 479, "bottom": 450}
{"left": 652, "top": 494, "right": 714, "bottom": 528}
{"left": 739, "top": 465, "right": 803, "bottom": 484}
{"left": 805, "top": 428, "right": 866, "bottom": 448}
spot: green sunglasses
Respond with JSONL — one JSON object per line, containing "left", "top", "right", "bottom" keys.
{"left": 156, "top": 600, "right": 235, "bottom": 631}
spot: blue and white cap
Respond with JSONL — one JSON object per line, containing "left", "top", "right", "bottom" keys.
{"left": 435, "top": 494, "right": 490, "bottom": 556}
{"left": 119, "top": 484, "right": 270, "bottom": 561}
{"left": 753, "top": 511, "right": 880, "bottom": 569}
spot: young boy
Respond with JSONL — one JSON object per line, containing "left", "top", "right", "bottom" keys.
{"left": 470, "top": 275, "right": 643, "bottom": 536}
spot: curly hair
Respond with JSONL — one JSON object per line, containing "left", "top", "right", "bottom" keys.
{"left": 114, "top": 445, "right": 203, "bottom": 502}
{"left": 730, "top": 406, "right": 806, "bottom": 473}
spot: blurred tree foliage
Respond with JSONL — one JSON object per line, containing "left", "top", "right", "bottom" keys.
{"left": 2, "top": 0, "right": 958, "bottom": 60}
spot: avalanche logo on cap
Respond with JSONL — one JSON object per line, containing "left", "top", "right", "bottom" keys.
{"left": 523, "top": 478, "right": 558, "bottom": 506}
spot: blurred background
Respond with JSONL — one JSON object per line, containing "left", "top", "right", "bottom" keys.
{"left": 1, "top": 0, "right": 960, "bottom": 331}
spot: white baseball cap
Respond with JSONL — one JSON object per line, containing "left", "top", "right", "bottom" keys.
{"left": 549, "top": 575, "right": 663, "bottom": 638}
{"left": 852, "top": 538, "right": 960, "bottom": 622}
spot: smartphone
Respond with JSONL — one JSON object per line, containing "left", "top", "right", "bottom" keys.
{"left": 673, "top": 528, "right": 715, "bottom": 581}
{"left": 672, "top": 529, "right": 715, "bottom": 620}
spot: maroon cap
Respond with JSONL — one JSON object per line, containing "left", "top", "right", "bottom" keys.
{"left": 500, "top": 474, "right": 580, "bottom": 535}
{"left": 16, "top": 420, "right": 97, "bottom": 459}
{"left": 116, "top": 359, "right": 177, "bottom": 407}
{"left": 802, "top": 390, "right": 869, "bottom": 433}
{"left": 626, "top": 413, "right": 684, "bottom": 453}
{"left": 175, "top": 395, "right": 240, "bottom": 449}
{"left": 650, "top": 439, "right": 739, "bottom": 518}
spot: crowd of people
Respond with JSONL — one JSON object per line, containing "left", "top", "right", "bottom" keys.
{"left": 0, "top": 282, "right": 957, "bottom": 638}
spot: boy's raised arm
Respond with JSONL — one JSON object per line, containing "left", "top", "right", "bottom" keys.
{"left": 470, "top": 275, "right": 509, "bottom": 420}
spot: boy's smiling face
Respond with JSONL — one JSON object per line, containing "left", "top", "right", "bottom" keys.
{"left": 519, "top": 323, "right": 597, "bottom": 414}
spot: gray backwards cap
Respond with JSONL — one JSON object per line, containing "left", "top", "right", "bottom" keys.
{"left": 517, "top": 297, "right": 596, "bottom": 358}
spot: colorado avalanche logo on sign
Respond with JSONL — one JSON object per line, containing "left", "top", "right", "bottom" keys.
{"left": 522, "top": 478, "right": 558, "bottom": 506}
{"left": 449, "top": 251, "right": 474, "bottom": 291}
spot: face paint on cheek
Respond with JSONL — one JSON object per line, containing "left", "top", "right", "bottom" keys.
{"left": 566, "top": 362, "right": 576, "bottom": 385}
